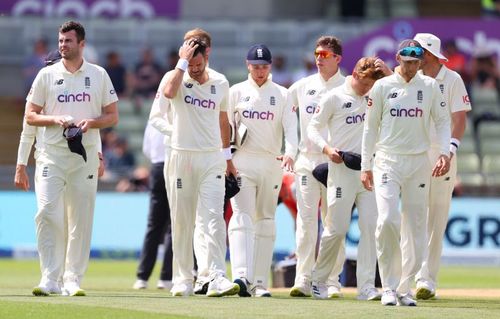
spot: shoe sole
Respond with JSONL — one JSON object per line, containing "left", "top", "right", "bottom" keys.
{"left": 70, "top": 290, "right": 86, "bottom": 297}
{"left": 382, "top": 302, "right": 397, "bottom": 306}
{"left": 416, "top": 287, "right": 434, "bottom": 300}
{"left": 328, "top": 293, "right": 343, "bottom": 299}
{"left": 290, "top": 287, "right": 311, "bottom": 297}
{"left": 206, "top": 284, "right": 240, "bottom": 297}
{"left": 32, "top": 287, "right": 49, "bottom": 297}
{"left": 234, "top": 279, "right": 251, "bottom": 297}
{"left": 397, "top": 301, "right": 417, "bottom": 306}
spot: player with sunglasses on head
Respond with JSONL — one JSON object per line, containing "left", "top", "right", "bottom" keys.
{"left": 360, "top": 39, "right": 451, "bottom": 307}
{"left": 412, "top": 33, "right": 471, "bottom": 300}
{"left": 288, "top": 36, "right": 346, "bottom": 298}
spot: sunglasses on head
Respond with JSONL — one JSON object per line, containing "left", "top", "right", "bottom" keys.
{"left": 314, "top": 50, "right": 337, "bottom": 59}
{"left": 399, "top": 46, "right": 424, "bottom": 58}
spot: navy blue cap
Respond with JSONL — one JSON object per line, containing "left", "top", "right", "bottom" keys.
{"left": 45, "top": 50, "right": 62, "bottom": 66}
{"left": 246, "top": 44, "right": 272, "bottom": 65}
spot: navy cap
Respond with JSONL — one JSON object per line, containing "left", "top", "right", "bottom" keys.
{"left": 246, "top": 44, "right": 272, "bottom": 65}
{"left": 45, "top": 50, "right": 62, "bottom": 66}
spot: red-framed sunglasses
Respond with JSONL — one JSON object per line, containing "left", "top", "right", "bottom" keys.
{"left": 314, "top": 50, "right": 337, "bottom": 59}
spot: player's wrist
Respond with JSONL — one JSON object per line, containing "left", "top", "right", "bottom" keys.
{"left": 222, "top": 147, "right": 232, "bottom": 160}
{"left": 450, "top": 138, "right": 460, "bottom": 155}
{"left": 176, "top": 59, "right": 188, "bottom": 72}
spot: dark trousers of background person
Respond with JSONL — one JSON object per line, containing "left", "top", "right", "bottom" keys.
{"left": 136, "top": 162, "right": 173, "bottom": 281}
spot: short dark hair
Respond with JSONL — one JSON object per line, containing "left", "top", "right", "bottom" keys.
{"left": 59, "top": 21, "right": 85, "bottom": 42}
{"left": 316, "top": 36, "right": 343, "bottom": 56}
{"left": 190, "top": 38, "right": 208, "bottom": 57}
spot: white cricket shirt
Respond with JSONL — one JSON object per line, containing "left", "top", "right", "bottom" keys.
{"left": 27, "top": 60, "right": 118, "bottom": 148}
{"left": 229, "top": 74, "right": 298, "bottom": 158}
{"left": 289, "top": 70, "right": 345, "bottom": 154}
{"left": 168, "top": 68, "right": 229, "bottom": 152}
{"left": 308, "top": 76, "right": 367, "bottom": 154}
{"left": 361, "top": 71, "right": 451, "bottom": 171}
{"left": 149, "top": 73, "right": 173, "bottom": 148}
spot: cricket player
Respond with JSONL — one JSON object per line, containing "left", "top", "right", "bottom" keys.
{"left": 288, "top": 36, "right": 346, "bottom": 298}
{"left": 227, "top": 44, "right": 298, "bottom": 297}
{"left": 163, "top": 36, "right": 239, "bottom": 297}
{"left": 25, "top": 21, "right": 118, "bottom": 297}
{"left": 361, "top": 39, "right": 451, "bottom": 306}
{"left": 308, "top": 57, "right": 386, "bottom": 300}
{"left": 412, "top": 33, "right": 471, "bottom": 300}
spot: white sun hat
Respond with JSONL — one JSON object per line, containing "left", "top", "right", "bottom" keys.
{"left": 413, "top": 33, "right": 448, "bottom": 62}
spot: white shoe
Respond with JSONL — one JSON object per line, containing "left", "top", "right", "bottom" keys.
{"left": 234, "top": 278, "right": 252, "bottom": 297}
{"left": 133, "top": 279, "right": 148, "bottom": 290}
{"left": 157, "top": 280, "right": 173, "bottom": 290}
{"left": 416, "top": 280, "right": 435, "bottom": 300}
{"left": 32, "top": 279, "right": 61, "bottom": 296}
{"left": 397, "top": 293, "right": 417, "bottom": 306}
{"left": 171, "top": 282, "right": 193, "bottom": 297}
{"left": 252, "top": 285, "right": 272, "bottom": 297}
{"left": 290, "top": 278, "right": 311, "bottom": 297}
{"left": 206, "top": 274, "right": 240, "bottom": 297}
{"left": 62, "top": 281, "right": 85, "bottom": 296}
{"left": 357, "top": 287, "right": 382, "bottom": 301}
{"left": 193, "top": 276, "right": 209, "bottom": 295}
{"left": 327, "top": 285, "right": 343, "bottom": 299}
{"left": 311, "top": 282, "right": 328, "bottom": 299}
{"left": 381, "top": 290, "right": 397, "bottom": 306}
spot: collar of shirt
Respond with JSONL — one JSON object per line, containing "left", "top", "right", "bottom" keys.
{"left": 182, "top": 67, "right": 219, "bottom": 85}
{"left": 319, "top": 69, "right": 343, "bottom": 85}
{"left": 435, "top": 64, "right": 447, "bottom": 81}
{"left": 247, "top": 73, "right": 273, "bottom": 89}
{"left": 394, "top": 70, "right": 419, "bottom": 84}
{"left": 55, "top": 59, "right": 88, "bottom": 74}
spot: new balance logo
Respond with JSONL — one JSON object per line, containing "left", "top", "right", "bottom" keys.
{"left": 241, "top": 96, "right": 250, "bottom": 102}
{"left": 342, "top": 102, "right": 352, "bottom": 109}
{"left": 336, "top": 187, "right": 342, "bottom": 198}
{"left": 87, "top": 175, "right": 94, "bottom": 179}
{"left": 445, "top": 177, "right": 450, "bottom": 181}
{"left": 184, "top": 82, "right": 193, "bottom": 88}
{"left": 274, "top": 185, "right": 279, "bottom": 189}
{"left": 388, "top": 92, "right": 398, "bottom": 99}
{"left": 55, "top": 79, "right": 64, "bottom": 85}
{"left": 306, "top": 89, "right": 316, "bottom": 95}
{"left": 216, "top": 175, "right": 222, "bottom": 179}
{"left": 419, "top": 183, "right": 426, "bottom": 188}
{"left": 301, "top": 175, "right": 307, "bottom": 186}
{"left": 176, "top": 178, "right": 182, "bottom": 189}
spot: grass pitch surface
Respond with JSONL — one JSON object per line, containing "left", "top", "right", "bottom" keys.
{"left": 0, "top": 259, "right": 499, "bottom": 319}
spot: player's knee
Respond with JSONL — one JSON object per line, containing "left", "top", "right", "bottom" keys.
{"left": 228, "top": 213, "right": 253, "bottom": 233}
{"left": 255, "top": 218, "right": 276, "bottom": 240}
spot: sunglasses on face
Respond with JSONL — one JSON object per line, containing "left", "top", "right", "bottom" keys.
{"left": 314, "top": 50, "right": 337, "bottom": 59}
{"left": 399, "top": 46, "right": 424, "bottom": 58}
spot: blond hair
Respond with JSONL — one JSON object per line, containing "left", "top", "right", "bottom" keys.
{"left": 354, "top": 57, "right": 385, "bottom": 80}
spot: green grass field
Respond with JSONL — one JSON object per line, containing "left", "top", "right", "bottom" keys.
{"left": 0, "top": 259, "right": 499, "bottom": 319}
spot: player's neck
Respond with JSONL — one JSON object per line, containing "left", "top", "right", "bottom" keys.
{"left": 319, "top": 67, "right": 337, "bottom": 82}
{"left": 422, "top": 62, "right": 442, "bottom": 79}
{"left": 62, "top": 57, "right": 84, "bottom": 74}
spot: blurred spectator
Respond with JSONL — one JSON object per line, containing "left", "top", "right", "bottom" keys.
{"left": 105, "top": 51, "right": 127, "bottom": 97}
{"left": 470, "top": 47, "right": 500, "bottom": 98}
{"left": 443, "top": 39, "right": 471, "bottom": 92}
{"left": 482, "top": 0, "right": 500, "bottom": 17}
{"left": 104, "top": 136, "right": 136, "bottom": 181}
{"left": 272, "top": 55, "right": 294, "bottom": 88}
{"left": 292, "top": 54, "right": 317, "bottom": 82}
{"left": 84, "top": 42, "right": 99, "bottom": 64}
{"left": 23, "top": 39, "right": 48, "bottom": 95}
{"left": 116, "top": 166, "right": 150, "bottom": 192}
{"left": 131, "top": 48, "right": 162, "bottom": 114}
{"left": 164, "top": 49, "right": 179, "bottom": 73}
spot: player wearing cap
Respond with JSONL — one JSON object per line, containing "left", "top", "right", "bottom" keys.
{"left": 308, "top": 57, "right": 386, "bottom": 301}
{"left": 227, "top": 44, "right": 298, "bottom": 297}
{"left": 163, "top": 35, "right": 239, "bottom": 297}
{"left": 412, "top": 33, "right": 471, "bottom": 300}
{"left": 288, "top": 36, "right": 346, "bottom": 298}
{"left": 360, "top": 39, "right": 451, "bottom": 306}
{"left": 25, "top": 21, "right": 118, "bottom": 297}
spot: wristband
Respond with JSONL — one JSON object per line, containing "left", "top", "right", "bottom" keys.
{"left": 450, "top": 138, "right": 460, "bottom": 155}
{"left": 176, "top": 59, "right": 188, "bottom": 72}
{"left": 222, "top": 147, "right": 232, "bottom": 160}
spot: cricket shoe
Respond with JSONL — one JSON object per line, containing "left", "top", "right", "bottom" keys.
{"left": 206, "top": 274, "right": 240, "bottom": 297}
{"left": 157, "top": 280, "right": 173, "bottom": 290}
{"left": 381, "top": 290, "right": 397, "bottom": 306}
{"left": 32, "top": 279, "right": 61, "bottom": 296}
{"left": 234, "top": 278, "right": 252, "bottom": 297}
{"left": 311, "top": 282, "right": 328, "bottom": 299}
{"left": 290, "top": 278, "right": 312, "bottom": 297}
{"left": 397, "top": 293, "right": 417, "bottom": 306}
{"left": 193, "top": 276, "right": 209, "bottom": 295}
{"left": 252, "top": 285, "right": 272, "bottom": 297}
{"left": 327, "top": 285, "right": 343, "bottom": 299}
{"left": 132, "top": 279, "right": 148, "bottom": 290}
{"left": 416, "top": 280, "right": 435, "bottom": 300}
{"left": 171, "top": 282, "right": 193, "bottom": 297}
{"left": 62, "top": 281, "right": 85, "bottom": 296}
{"left": 357, "top": 287, "right": 382, "bottom": 301}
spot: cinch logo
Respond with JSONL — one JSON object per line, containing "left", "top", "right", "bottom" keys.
{"left": 57, "top": 92, "right": 91, "bottom": 103}
{"left": 242, "top": 109, "right": 274, "bottom": 120}
{"left": 389, "top": 106, "right": 423, "bottom": 117}
{"left": 346, "top": 113, "right": 365, "bottom": 124}
{"left": 305, "top": 105, "right": 320, "bottom": 114}
{"left": 184, "top": 95, "right": 215, "bottom": 109}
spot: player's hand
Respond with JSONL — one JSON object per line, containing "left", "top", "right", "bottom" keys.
{"left": 374, "top": 57, "right": 393, "bottom": 76}
{"left": 14, "top": 164, "right": 30, "bottom": 191}
{"left": 54, "top": 115, "right": 74, "bottom": 128}
{"left": 76, "top": 119, "right": 91, "bottom": 133}
{"left": 277, "top": 155, "right": 295, "bottom": 172}
{"left": 361, "top": 170, "right": 374, "bottom": 191}
{"left": 226, "top": 159, "right": 238, "bottom": 177}
{"left": 98, "top": 152, "right": 105, "bottom": 178}
{"left": 432, "top": 154, "right": 450, "bottom": 177}
{"left": 179, "top": 39, "right": 199, "bottom": 61}
{"left": 324, "top": 146, "right": 343, "bottom": 164}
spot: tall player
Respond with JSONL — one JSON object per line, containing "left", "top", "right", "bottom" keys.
{"left": 25, "top": 21, "right": 118, "bottom": 296}
{"left": 413, "top": 33, "right": 471, "bottom": 300}
{"left": 163, "top": 36, "right": 239, "bottom": 297}
{"left": 227, "top": 44, "right": 298, "bottom": 297}
{"left": 361, "top": 39, "right": 450, "bottom": 307}
{"left": 308, "top": 57, "right": 386, "bottom": 300}
{"left": 288, "top": 36, "right": 345, "bottom": 298}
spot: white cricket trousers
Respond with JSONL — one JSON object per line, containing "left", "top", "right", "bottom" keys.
{"left": 228, "top": 151, "right": 282, "bottom": 288}
{"left": 34, "top": 144, "right": 98, "bottom": 285}
{"left": 416, "top": 146, "right": 457, "bottom": 288}
{"left": 313, "top": 162, "right": 378, "bottom": 292}
{"left": 167, "top": 150, "right": 227, "bottom": 286}
{"left": 373, "top": 151, "right": 431, "bottom": 295}
{"left": 294, "top": 152, "right": 344, "bottom": 286}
